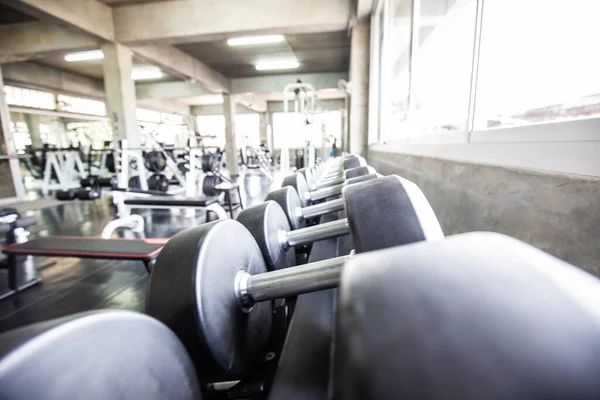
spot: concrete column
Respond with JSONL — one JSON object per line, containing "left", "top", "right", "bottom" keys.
{"left": 0, "top": 67, "right": 25, "bottom": 200}
{"left": 223, "top": 93, "right": 239, "bottom": 177}
{"left": 259, "top": 112, "right": 269, "bottom": 145}
{"left": 102, "top": 43, "right": 139, "bottom": 148}
{"left": 24, "top": 113, "right": 44, "bottom": 148}
{"left": 349, "top": 17, "right": 370, "bottom": 156}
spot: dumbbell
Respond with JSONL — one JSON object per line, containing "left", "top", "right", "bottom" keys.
{"left": 280, "top": 166, "right": 375, "bottom": 209}
{"left": 148, "top": 177, "right": 444, "bottom": 381}
{"left": 239, "top": 175, "right": 441, "bottom": 270}
{"left": 56, "top": 189, "right": 77, "bottom": 201}
{"left": 76, "top": 188, "right": 100, "bottom": 200}
{"left": 269, "top": 173, "right": 378, "bottom": 230}
{"left": 299, "top": 155, "right": 364, "bottom": 189}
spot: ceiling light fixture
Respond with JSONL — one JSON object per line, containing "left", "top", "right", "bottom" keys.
{"left": 131, "top": 66, "right": 163, "bottom": 81}
{"left": 64, "top": 50, "right": 104, "bottom": 62}
{"left": 227, "top": 34, "right": 285, "bottom": 46}
{"left": 255, "top": 60, "right": 300, "bottom": 71}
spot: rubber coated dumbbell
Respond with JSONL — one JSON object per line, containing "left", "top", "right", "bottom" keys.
{"left": 265, "top": 173, "right": 379, "bottom": 230}
{"left": 297, "top": 155, "right": 358, "bottom": 189}
{"left": 147, "top": 177, "right": 444, "bottom": 381}
{"left": 280, "top": 166, "right": 375, "bottom": 208}
{"left": 238, "top": 175, "right": 442, "bottom": 270}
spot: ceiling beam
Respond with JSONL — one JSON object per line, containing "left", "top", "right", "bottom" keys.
{"left": 191, "top": 104, "right": 255, "bottom": 116}
{"left": 1, "top": 1, "right": 230, "bottom": 95}
{"left": 2, "top": 0, "right": 114, "bottom": 41}
{"left": 231, "top": 72, "right": 349, "bottom": 95}
{"left": 0, "top": 22, "right": 102, "bottom": 64}
{"left": 2, "top": 62, "right": 105, "bottom": 99}
{"left": 135, "top": 81, "right": 213, "bottom": 100}
{"left": 137, "top": 98, "right": 190, "bottom": 116}
{"left": 129, "top": 44, "right": 230, "bottom": 94}
{"left": 267, "top": 98, "right": 345, "bottom": 113}
{"left": 113, "top": 0, "right": 351, "bottom": 44}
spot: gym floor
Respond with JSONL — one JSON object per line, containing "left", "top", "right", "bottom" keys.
{"left": 0, "top": 172, "right": 277, "bottom": 333}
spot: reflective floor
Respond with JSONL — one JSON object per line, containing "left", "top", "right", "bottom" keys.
{"left": 0, "top": 170, "right": 281, "bottom": 333}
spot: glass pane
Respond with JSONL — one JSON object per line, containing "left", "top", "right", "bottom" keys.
{"left": 57, "top": 94, "right": 105, "bottom": 115}
{"left": 411, "top": 0, "right": 477, "bottom": 134}
{"left": 236, "top": 113, "right": 260, "bottom": 149}
{"left": 272, "top": 112, "right": 307, "bottom": 149}
{"left": 196, "top": 115, "right": 225, "bottom": 149}
{"left": 385, "top": 0, "right": 413, "bottom": 140}
{"left": 475, "top": 0, "right": 600, "bottom": 129}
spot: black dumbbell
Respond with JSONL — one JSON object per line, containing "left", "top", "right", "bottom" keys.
{"left": 80, "top": 176, "right": 98, "bottom": 188}
{"left": 268, "top": 172, "right": 379, "bottom": 230}
{"left": 56, "top": 190, "right": 77, "bottom": 201}
{"left": 76, "top": 189, "right": 100, "bottom": 200}
{"left": 239, "top": 175, "right": 443, "bottom": 270}
{"left": 97, "top": 176, "right": 117, "bottom": 188}
{"left": 280, "top": 166, "right": 375, "bottom": 209}
{"left": 148, "top": 176, "right": 444, "bottom": 381}
{"left": 298, "top": 156, "right": 364, "bottom": 189}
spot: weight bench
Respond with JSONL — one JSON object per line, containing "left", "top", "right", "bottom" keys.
{"left": 119, "top": 195, "right": 227, "bottom": 220}
{"left": 3, "top": 236, "right": 168, "bottom": 274}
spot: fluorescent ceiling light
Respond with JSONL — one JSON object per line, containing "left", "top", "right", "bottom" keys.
{"left": 131, "top": 66, "right": 163, "bottom": 81}
{"left": 227, "top": 34, "right": 284, "bottom": 46}
{"left": 255, "top": 60, "right": 300, "bottom": 71}
{"left": 64, "top": 50, "right": 104, "bottom": 62}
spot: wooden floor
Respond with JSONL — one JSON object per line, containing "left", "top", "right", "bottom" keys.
{"left": 0, "top": 172, "right": 277, "bottom": 333}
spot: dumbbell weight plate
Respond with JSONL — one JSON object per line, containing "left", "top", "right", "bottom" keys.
{"left": 281, "top": 173, "right": 311, "bottom": 207}
{"left": 147, "top": 220, "right": 272, "bottom": 382}
{"left": 265, "top": 186, "right": 304, "bottom": 230}
{"left": 80, "top": 176, "right": 98, "bottom": 187}
{"left": 76, "top": 189, "right": 100, "bottom": 200}
{"left": 97, "top": 176, "right": 117, "bottom": 188}
{"left": 148, "top": 174, "right": 169, "bottom": 192}
{"left": 128, "top": 176, "right": 141, "bottom": 189}
{"left": 236, "top": 202, "right": 296, "bottom": 270}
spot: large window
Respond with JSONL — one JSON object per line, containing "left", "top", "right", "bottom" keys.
{"left": 410, "top": 0, "right": 477, "bottom": 134}
{"left": 386, "top": 0, "right": 413, "bottom": 140}
{"left": 474, "top": 0, "right": 600, "bottom": 129}
{"left": 4, "top": 86, "right": 55, "bottom": 110}
{"left": 273, "top": 111, "right": 342, "bottom": 149}
{"left": 57, "top": 94, "right": 106, "bottom": 116}
{"left": 196, "top": 114, "right": 259, "bottom": 149}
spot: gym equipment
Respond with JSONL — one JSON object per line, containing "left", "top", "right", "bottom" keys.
{"left": 80, "top": 176, "right": 97, "bottom": 187}
{"left": 40, "top": 149, "right": 88, "bottom": 196}
{"left": 97, "top": 176, "right": 117, "bottom": 188}
{"left": 0, "top": 310, "right": 201, "bottom": 400}
{"left": 202, "top": 174, "right": 223, "bottom": 196}
{"left": 238, "top": 175, "right": 441, "bottom": 270}
{"left": 268, "top": 173, "right": 378, "bottom": 229}
{"left": 118, "top": 195, "right": 228, "bottom": 221}
{"left": 147, "top": 175, "right": 443, "bottom": 381}
{"left": 3, "top": 237, "right": 168, "bottom": 274}
{"left": 279, "top": 166, "right": 373, "bottom": 208}
{"left": 76, "top": 189, "right": 100, "bottom": 200}
{"left": 55, "top": 189, "right": 77, "bottom": 201}
{"left": 145, "top": 151, "right": 167, "bottom": 173}
{"left": 0, "top": 211, "right": 43, "bottom": 301}
{"left": 335, "top": 232, "right": 600, "bottom": 399}
{"left": 147, "top": 173, "right": 169, "bottom": 192}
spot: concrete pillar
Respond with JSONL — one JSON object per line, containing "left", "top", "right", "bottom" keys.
{"left": 24, "top": 113, "right": 44, "bottom": 148}
{"left": 223, "top": 93, "right": 239, "bottom": 177}
{"left": 349, "top": 17, "right": 370, "bottom": 156}
{"left": 0, "top": 67, "right": 25, "bottom": 200}
{"left": 343, "top": 96, "right": 350, "bottom": 153}
{"left": 101, "top": 43, "right": 139, "bottom": 148}
{"left": 259, "top": 112, "right": 269, "bottom": 145}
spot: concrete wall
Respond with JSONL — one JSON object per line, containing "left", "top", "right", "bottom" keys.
{"left": 368, "top": 150, "right": 600, "bottom": 276}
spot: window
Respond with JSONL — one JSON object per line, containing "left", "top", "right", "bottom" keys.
{"left": 474, "top": 0, "right": 600, "bottom": 129}
{"left": 196, "top": 114, "right": 260, "bottom": 149}
{"left": 235, "top": 113, "right": 260, "bottom": 149}
{"left": 196, "top": 115, "right": 225, "bottom": 149}
{"left": 136, "top": 108, "right": 162, "bottom": 123}
{"left": 4, "top": 86, "right": 55, "bottom": 110}
{"left": 385, "top": 0, "right": 413, "bottom": 140}
{"left": 272, "top": 112, "right": 310, "bottom": 149}
{"left": 57, "top": 94, "right": 106, "bottom": 116}
{"left": 410, "top": 0, "right": 477, "bottom": 134}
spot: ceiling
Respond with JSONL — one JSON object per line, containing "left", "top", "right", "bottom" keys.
{"left": 176, "top": 31, "right": 350, "bottom": 78}
{"left": 36, "top": 54, "right": 179, "bottom": 83}
{"left": 97, "top": 0, "right": 177, "bottom": 6}
{"left": 0, "top": 4, "right": 36, "bottom": 24}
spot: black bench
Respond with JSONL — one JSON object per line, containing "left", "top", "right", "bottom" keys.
{"left": 3, "top": 236, "right": 167, "bottom": 273}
